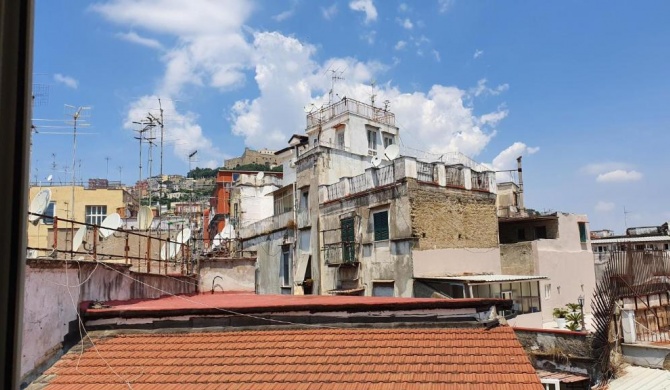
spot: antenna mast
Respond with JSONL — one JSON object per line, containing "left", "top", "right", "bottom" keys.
{"left": 370, "top": 80, "right": 377, "bottom": 107}
{"left": 65, "top": 105, "right": 90, "bottom": 221}
{"left": 327, "top": 69, "right": 345, "bottom": 105}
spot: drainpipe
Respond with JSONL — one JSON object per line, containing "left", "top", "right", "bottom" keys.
{"left": 516, "top": 156, "right": 525, "bottom": 213}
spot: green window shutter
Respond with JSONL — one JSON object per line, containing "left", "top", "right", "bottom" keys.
{"left": 373, "top": 211, "right": 389, "bottom": 241}
{"left": 578, "top": 222, "right": 587, "bottom": 243}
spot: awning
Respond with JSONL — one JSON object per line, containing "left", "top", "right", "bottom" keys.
{"left": 592, "top": 235, "right": 670, "bottom": 244}
{"left": 417, "top": 275, "right": 548, "bottom": 284}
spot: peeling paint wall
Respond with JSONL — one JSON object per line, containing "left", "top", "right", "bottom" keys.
{"left": 198, "top": 258, "right": 255, "bottom": 293}
{"left": 21, "top": 260, "right": 197, "bottom": 383}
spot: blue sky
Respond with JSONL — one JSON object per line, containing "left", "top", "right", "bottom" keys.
{"left": 32, "top": 0, "right": 670, "bottom": 233}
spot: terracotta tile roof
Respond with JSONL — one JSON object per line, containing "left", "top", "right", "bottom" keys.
{"left": 37, "top": 326, "right": 542, "bottom": 389}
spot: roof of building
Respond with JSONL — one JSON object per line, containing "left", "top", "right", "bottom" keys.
{"left": 536, "top": 369, "right": 589, "bottom": 384}
{"left": 35, "top": 326, "right": 543, "bottom": 389}
{"left": 418, "top": 275, "right": 548, "bottom": 284}
{"left": 591, "top": 235, "right": 670, "bottom": 244}
{"left": 606, "top": 365, "right": 670, "bottom": 389}
{"left": 81, "top": 292, "right": 512, "bottom": 320}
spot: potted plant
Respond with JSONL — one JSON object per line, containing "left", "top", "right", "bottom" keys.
{"left": 566, "top": 312, "right": 584, "bottom": 331}
{"left": 566, "top": 302, "right": 581, "bottom": 314}
{"left": 553, "top": 307, "right": 569, "bottom": 329}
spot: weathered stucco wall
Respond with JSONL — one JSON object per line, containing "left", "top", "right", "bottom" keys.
{"left": 408, "top": 180, "right": 498, "bottom": 250}
{"left": 500, "top": 241, "right": 538, "bottom": 275}
{"left": 412, "top": 248, "right": 501, "bottom": 277}
{"left": 21, "top": 260, "right": 197, "bottom": 384}
{"left": 198, "top": 258, "right": 255, "bottom": 293}
{"left": 514, "top": 328, "right": 594, "bottom": 377}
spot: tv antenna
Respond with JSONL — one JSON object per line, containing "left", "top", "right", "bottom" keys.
{"left": 64, "top": 105, "right": 91, "bottom": 222}
{"left": 105, "top": 156, "right": 111, "bottom": 180}
{"left": 369, "top": 80, "right": 377, "bottom": 107}
{"left": 326, "top": 67, "right": 346, "bottom": 105}
{"left": 624, "top": 206, "right": 632, "bottom": 229}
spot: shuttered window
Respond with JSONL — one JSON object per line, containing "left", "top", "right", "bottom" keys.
{"left": 578, "top": 222, "right": 587, "bottom": 243}
{"left": 373, "top": 210, "right": 389, "bottom": 241}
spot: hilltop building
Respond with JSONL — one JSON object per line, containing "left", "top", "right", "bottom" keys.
{"left": 224, "top": 147, "right": 280, "bottom": 169}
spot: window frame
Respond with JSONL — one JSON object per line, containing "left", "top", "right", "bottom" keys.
{"left": 42, "top": 201, "right": 56, "bottom": 225}
{"left": 280, "top": 245, "right": 291, "bottom": 288}
{"left": 544, "top": 283, "right": 551, "bottom": 300}
{"left": 85, "top": 205, "right": 107, "bottom": 226}
{"left": 372, "top": 281, "right": 395, "bottom": 297}
{"left": 372, "top": 209, "right": 389, "bottom": 241}
{"left": 366, "top": 126, "right": 378, "bottom": 154}
{"left": 578, "top": 222, "right": 587, "bottom": 243}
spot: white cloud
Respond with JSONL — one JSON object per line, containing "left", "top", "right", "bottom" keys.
{"left": 596, "top": 170, "right": 643, "bottom": 183}
{"left": 394, "top": 40, "right": 407, "bottom": 50}
{"left": 595, "top": 201, "right": 615, "bottom": 212}
{"left": 396, "top": 17, "right": 413, "bottom": 30}
{"left": 272, "top": 10, "right": 294, "bottom": 22}
{"left": 432, "top": 49, "right": 441, "bottom": 62}
{"left": 438, "top": 0, "right": 454, "bottom": 13}
{"left": 479, "top": 108, "right": 508, "bottom": 126}
{"left": 116, "top": 31, "right": 163, "bottom": 49}
{"left": 470, "top": 79, "right": 509, "bottom": 97}
{"left": 124, "top": 95, "right": 222, "bottom": 167}
{"left": 349, "top": 0, "right": 377, "bottom": 23}
{"left": 398, "top": 3, "right": 409, "bottom": 12}
{"left": 489, "top": 142, "right": 539, "bottom": 182}
{"left": 53, "top": 73, "right": 78, "bottom": 89}
{"left": 321, "top": 3, "right": 338, "bottom": 19}
{"left": 361, "top": 30, "right": 377, "bottom": 45}
{"left": 580, "top": 162, "right": 631, "bottom": 175}
{"left": 473, "top": 49, "right": 483, "bottom": 59}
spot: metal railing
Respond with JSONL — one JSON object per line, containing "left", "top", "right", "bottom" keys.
{"left": 27, "top": 212, "right": 195, "bottom": 276}
{"left": 445, "top": 166, "right": 465, "bottom": 187}
{"left": 306, "top": 98, "right": 395, "bottom": 128}
{"left": 416, "top": 161, "right": 436, "bottom": 183}
{"left": 323, "top": 242, "right": 360, "bottom": 265}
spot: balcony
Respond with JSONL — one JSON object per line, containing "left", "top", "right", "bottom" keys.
{"left": 306, "top": 98, "right": 395, "bottom": 128}
{"left": 239, "top": 211, "right": 294, "bottom": 238}
{"left": 297, "top": 209, "right": 310, "bottom": 228}
{"left": 323, "top": 242, "right": 360, "bottom": 266}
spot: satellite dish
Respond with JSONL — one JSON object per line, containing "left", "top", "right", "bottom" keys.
{"left": 46, "top": 174, "right": 53, "bottom": 182}
{"left": 384, "top": 144, "right": 400, "bottom": 160}
{"left": 73, "top": 226, "right": 87, "bottom": 252}
{"left": 27, "top": 249, "right": 37, "bottom": 259}
{"left": 176, "top": 227, "right": 192, "bottom": 244}
{"left": 371, "top": 155, "right": 382, "bottom": 167}
{"left": 160, "top": 242, "right": 178, "bottom": 260}
{"left": 28, "top": 189, "right": 51, "bottom": 224}
{"left": 256, "top": 171, "right": 265, "bottom": 181}
{"left": 303, "top": 104, "right": 314, "bottom": 113}
{"left": 212, "top": 233, "right": 222, "bottom": 248}
{"left": 99, "top": 213, "right": 121, "bottom": 238}
{"left": 137, "top": 206, "right": 153, "bottom": 230}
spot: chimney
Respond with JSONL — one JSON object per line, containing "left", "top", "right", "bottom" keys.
{"left": 516, "top": 156, "right": 525, "bottom": 212}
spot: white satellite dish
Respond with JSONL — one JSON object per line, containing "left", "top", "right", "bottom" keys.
{"left": 384, "top": 144, "right": 400, "bottom": 160}
{"left": 99, "top": 213, "right": 121, "bottom": 238}
{"left": 28, "top": 189, "right": 51, "bottom": 224}
{"left": 160, "top": 241, "right": 178, "bottom": 260}
{"left": 371, "top": 155, "right": 382, "bottom": 167}
{"left": 27, "top": 249, "right": 37, "bottom": 259}
{"left": 256, "top": 171, "right": 265, "bottom": 181}
{"left": 137, "top": 206, "right": 153, "bottom": 230}
{"left": 212, "top": 233, "right": 223, "bottom": 248}
{"left": 46, "top": 174, "right": 53, "bottom": 182}
{"left": 176, "top": 227, "right": 192, "bottom": 244}
{"left": 73, "top": 226, "right": 87, "bottom": 252}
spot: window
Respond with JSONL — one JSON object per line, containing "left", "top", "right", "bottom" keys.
{"left": 341, "top": 217, "right": 355, "bottom": 263}
{"left": 42, "top": 201, "right": 56, "bottom": 225}
{"left": 541, "top": 380, "right": 560, "bottom": 390}
{"left": 383, "top": 134, "right": 394, "bottom": 148}
{"left": 337, "top": 130, "right": 345, "bottom": 149}
{"left": 544, "top": 284, "right": 551, "bottom": 299}
{"left": 500, "top": 291, "right": 513, "bottom": 300}
{"left": 280, "top": 246, "right": 291, "bottom": 287}
{"left": 534, "top": 226, "right": 547, "bottom": 239}
{"left": 367, "top": 127, "right": 377, "bottom": 153}
{"left": 273, "top": 190, "right": 293, "bottom": 215}
{"left": 578, "top": 222, "right": 587, "bottom": 243}
{"left": 664, "top": 244, "right": 669, "bottom": 250}
{"left": 372, "top": 210, "right": 389, "bottom": 241}
{"left": 85, "top": 205, "right": 107, "bottom": 225}
{"left": 372, "top": 281, "right": 394, "bottom": 297}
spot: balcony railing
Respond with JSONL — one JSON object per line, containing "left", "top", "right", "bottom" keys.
{"left": 306, "top": 98, "right": 395, "bottom": 128}
{"left": 323, "top": 242, "right": 360, "bottom": 265}
{"left": 297, "top": 209, "right": 310, "bottom": 228}
{"left": 417, "top": 161, "right": 437, "bottom": 183}
{"left": 239, "top": 211, "right": 294, "bottom": 238}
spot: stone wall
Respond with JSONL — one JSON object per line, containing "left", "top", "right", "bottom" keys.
{"left": 198, "top": 257, "right": 256, "bottom": 293}
{"left": 408, "top": 180, "right": 498, "bottom": 250}
{"left": 500, "top": 241, "right": 538, "bottom": 275}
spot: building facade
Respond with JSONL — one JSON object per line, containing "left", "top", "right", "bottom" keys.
{"left": 223, "top": 147, "right": 280, "bottom": 169}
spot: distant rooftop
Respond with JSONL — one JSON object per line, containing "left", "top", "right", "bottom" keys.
{"left": 306, "top": 97, "right": 395, "bottom": 128}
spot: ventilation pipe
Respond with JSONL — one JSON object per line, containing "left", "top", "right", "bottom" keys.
{"left": 516, "top": 156, "right": 525, "bottom": 213}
